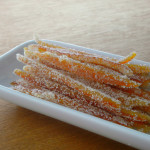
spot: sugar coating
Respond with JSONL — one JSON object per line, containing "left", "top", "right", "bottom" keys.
{"left": 12, "top": 81, "right": 130, "bottom": 127}
{"left": 30, "top": 43, "right": 133, "bottom": 76}
{"left": 24, "top": 49, "right": 140, "bottom": 88}
{"left": 16, "top": 54, "right": 121, "bottom": 113}
{"left": 122, "top": 87, "right": 150, "bottom": 100}
{"left": 77, "top": 78, "right": 150, "bottom": 108}
{"left": 14, "top": 65, "right": 150, "bottom": 122}
{"left": 127, "top": 63, "right": 150, "bottom": 74}
{"left": 130, "top": 74, "right": 150, "bottom": 83}
{"left": 118, "top": 52, "right": 136, "bottom": 64}
{"left": 13, "top": 42, "right": 150, "bottom": 133}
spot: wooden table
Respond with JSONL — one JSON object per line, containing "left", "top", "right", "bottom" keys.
{"left": 0, "top": 0, "right": 150, "bottom": 149}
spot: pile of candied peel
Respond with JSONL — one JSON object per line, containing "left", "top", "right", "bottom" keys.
{"left": 11, "top": 38, "right": 150, "bottom": 133}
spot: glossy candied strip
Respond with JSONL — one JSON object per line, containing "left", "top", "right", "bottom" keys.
{"left": 12, "top": 81, "right": 130, "bottom": 127}
{"left": 14, "top": 57, "right": 121, "bottom": 115}
{"left": 29, "top": 44, "right": 133, "bottom": 76}
{"left": 118, "top": 52, "right": 136, "bottom": 64}
{"left": 24, "top": 50, "right": 140, "bottom": 88}
{"left": 126, "top": 63, "right": 150, "bottom": 74}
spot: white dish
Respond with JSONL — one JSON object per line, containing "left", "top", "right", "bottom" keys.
{"left": 0, "top": 40, "right": 150, "bottom": 150}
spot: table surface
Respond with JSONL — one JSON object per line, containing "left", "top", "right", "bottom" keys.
{"left": 0, "top": 0, "right": 150, "bottom": 149}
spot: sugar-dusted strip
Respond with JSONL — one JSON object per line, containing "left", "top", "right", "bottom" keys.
{"left": 16, "top": 54, "right": 121, "bottom": 111}
{"left": 14, "top": 67, "right": 121, "bottom": 114}
{"left": 140, "top": 80, "right": 150, "bottom": 89}
{"left": 132, "top": 122, "right": 150, "bottom": 133}
{"left": 23, "top": 47, "right": 61, "bottom": 70}
{"left": 12, "top": 82, "right": 130, "bottom": 127}
{"left": 77, "top": 78, "right": 150, "bottom": 108}
{"left": 29, "top": 44, "right": 133, "bottom": 76}
{"left": 133, "top": 106, "right": 150, "bottom": 114}
{"left": 121, "top": 107, "right": 150, "bottom": 123}
{"left": 129, "top": 74, "right": 150, "bottom": 83}
{"left": 28, "top": 45, "right": 150, "bottom": 87}
{"left": 16, "top": 54, "right": 150, "bottom": 122}
{"left": 118, "top": 52, "right": 136, "bottom": 64}
{"left": 127, "top": 63, "right": 150, "bottom": 74}
{"left": 121, "top": 87, "right": 150, "bottom": 101}
{"left": 24, "top": 50, "right": 140, "bottom": 88}
{"left": 24, "top": 65, "right": 150, "bottom": 122}
{"left": 63, "top": 73, "right": 150, "bottom": 113}
{"left": 13, "top": 79, "right": 150, "bottom": 132}
{"left": 16, "top": 54, "right": 121, "bottom": 112}
{"left": 12, "top": 72, "right": 92, "bottom": 104}
{"left": 12, "top": 79, "right": 89, "bottom": 102}
{"left": 14, "top": 68, "right": 150, "bottom": 123}
{"left": 17, "top": 65, "right": 150, "bottom": 123}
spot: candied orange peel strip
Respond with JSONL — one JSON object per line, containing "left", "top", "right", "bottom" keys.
{"left": 11, "top": 39, "right": 150, "bottom": 133}
{"left": 132, "top": 122, "right": 150, "bottom": 133}
{"left": 27, "top": 50, "right": 147, "bottom": 111}
{"left": 29, "top": 44, "right": 133, "bottom": 76}
{"left": 14, "top": 80, "right": 150, "bottom": 132}
{"left": 24, "top": 50, "right": 140, "bottom": 88}
{"left": 121, "top": 107, "right": 150, "bottom": 123}
{"left": 140, "top": 80, "right": 150, "bottom": 88}
{"left": 12, "top": 82, "right": 131, "bottom": 127}
{"left": 16, "top": 54, "right": 150, "bottom": 123}
{"left": 23, "top": 64, "right": 150, "bottom": 122}
{"left": 14, "top": 68, "right": 150, "bottom": 123}
{"left": 133, "top": 106, "right": 150, "bottom": 114}
{"left": 129, "top": 74, "right": 150, "bottom": 83}
{"left": 126, "top": 63, "right": 150, "bottom": 74}
{"left": 14, "top": 79, "right": 150, "bottom": 129}
{"left": 23, "top": 47, "right": 60, "bottom": 70}
{"left": 13, "top": 70, "right": 92, "bottom": 103}
{"left": 14, "top": 60, "right": 121, "bottom": 114}
{"left": 121, "top": 87, "right": 150, "bottom": 101}
{"left": 16, "top": 54, "right": 121, "bottom": 112}
{"left": 36, "top": 40, "right": 150, "bottom": 75}
{"left": 118, "top": 52, "right": 136, "bottom": 64}
{"left": 79, "top": 78, "right": 150, "bottom": 108}
{"left": 20, "top": 57, "right": 150, "bottom": 108}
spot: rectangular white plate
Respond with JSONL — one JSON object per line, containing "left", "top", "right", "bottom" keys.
{"left": 0, "top": 40, "right": 150, "bottom": 150}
